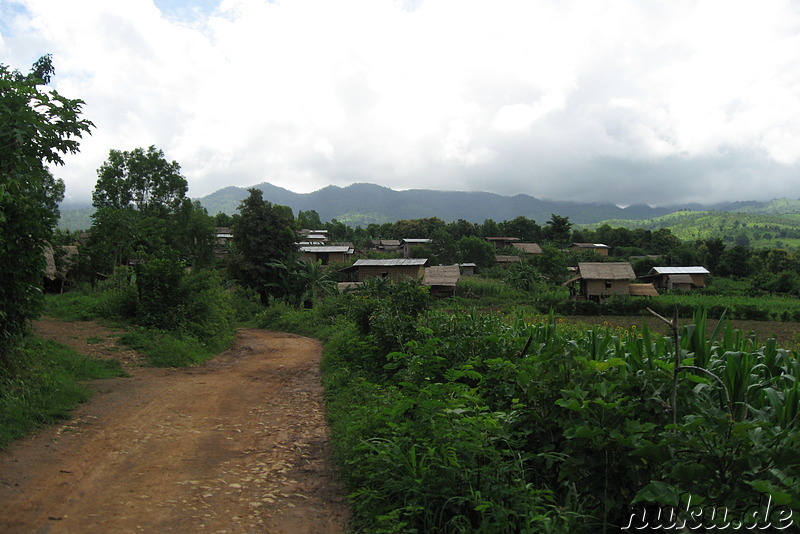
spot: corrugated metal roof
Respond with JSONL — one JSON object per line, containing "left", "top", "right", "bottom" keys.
{"left": 352, "top": 259, "right": 429, "bottom": 267}
{"left": 570, "top": 243, "right": 610, "bottom": 248}
{"left": 299, "top": 246, "right": 352, "bottom": 253}
{"left": 650, "top": 266, "right": 710, "bottom": 275}
{"left": 577, "top": 262, "right": 635, "bottom": 280}
{"left": 401, "top": 238, "right": 431, "bottom": 243}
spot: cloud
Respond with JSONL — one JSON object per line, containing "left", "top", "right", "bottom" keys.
{"left": 2, "top": 0, "right": 800, "bottom": 208}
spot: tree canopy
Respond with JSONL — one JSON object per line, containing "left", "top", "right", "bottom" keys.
{"left": 92, "top": 145, "right": 188, "bottom": 215}
{"left": 228, "top": 188, "right": 297, "bottom": 304}
{"left": 0, "top": 55, "right": 93, "bottom": 360}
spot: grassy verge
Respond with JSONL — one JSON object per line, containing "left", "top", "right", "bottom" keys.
{"left": 42, "top": 291, "right": 237, "bottom": 368}
{"left": 0, "top": 336, "right": 126, "bottom": 449}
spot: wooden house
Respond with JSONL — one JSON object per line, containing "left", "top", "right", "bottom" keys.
{"left": 371, "top": 239, "right": 402, "bottom": 253}
{"left": 642, "top": 266, "right": 710, "bottom": 290}
{"left": 214, "top": 227, "right": 233, "bottom": 258}
{"left": 298, "top": 245, "right": 354, "bottom": 265}
{"left": 512, "top": 242, "right": 543, "bottom": 255}
{"left": 486, "top": 237, "right": 521, "bottom": 249}
{"left": 298, "top": 229, "right": 329, "bottom": 244}
{"left": 459, "top": 263, "right": 477, "bottom": 276}
{"left": 564, "top": 262, "right": 636, "bottom": 301}
{"left": 402, "top": 238, "right": 431, "bottom": 258}
{"left": 424, "top": 265, "right": 461, "bottom": 297}
{"left": 568, "top": 243, "right": 611, "bottom": 256}
{"left": 495, "top": 255, "right": 522, "bottom": 268}
{"left": 340, "top": 258, "right": 429, "bottom": 282}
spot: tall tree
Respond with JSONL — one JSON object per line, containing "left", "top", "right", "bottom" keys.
{"left": 0, "top": 55, "right": 93, "bottom": 360}
{"left": 93, "top": 145, "right": 187, "bottom": 215}
{"left": 545, "top": 214, "right": 572, "bottom": 247}
{"left": 228, "top": 189, "right": 297, "bottom": 304}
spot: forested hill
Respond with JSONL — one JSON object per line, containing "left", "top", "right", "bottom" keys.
{"left": 58, "top": 181, "right": 800, "bottom": 232}
{"left": 195, "top": 182, "right": 675, "bottom": 225}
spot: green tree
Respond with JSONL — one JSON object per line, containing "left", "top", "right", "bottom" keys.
{"left": 456, "top": 235, "right": 496, "bottom": 269}
{"left": 0, "top": 55, "right": 93, "bottom": 361}
{"left": 545, "top": 214, "right": 572, "bottom": 247}
{"left": 93, "top": 145, "right": 187, "bottom": 216}
{"left": 228, "top": 189, "right": 297, "bottom": 304}
{"left": 85, "top": 148, "right": 214, "bottom": 274}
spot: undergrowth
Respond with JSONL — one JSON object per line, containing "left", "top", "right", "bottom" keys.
{"left": 0, "top": 336, "right": 126, "bottom": 449}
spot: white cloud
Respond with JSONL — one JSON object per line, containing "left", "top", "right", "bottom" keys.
{"left": 2, "top": 0, "right": 800, "bottom": 207}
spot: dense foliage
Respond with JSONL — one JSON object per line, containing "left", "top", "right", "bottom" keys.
{"left": 0, "top": 55, "right": 92, "bottom": 364}
{"left": 261, "top": 286, "right": 800, "bottom": 532}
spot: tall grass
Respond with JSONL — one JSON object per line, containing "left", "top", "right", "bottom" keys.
{"left": 0, "top": 337, "right": 126, "bottom": 449}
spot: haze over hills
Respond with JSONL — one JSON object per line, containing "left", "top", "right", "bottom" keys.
{"left": 57, "top": 182, "right": 800, "bottom": 232}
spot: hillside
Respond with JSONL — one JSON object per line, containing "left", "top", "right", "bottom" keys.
{"left": 57, "top": 183, "right": 800, "bottom": 243}
{"left": 589, "top": 210, "right": 800, "bottom": 249}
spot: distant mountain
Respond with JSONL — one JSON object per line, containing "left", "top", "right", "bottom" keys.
{"left": 56, "top": 182, "right": 800, "bottom": 231}
{"left": 194, "top": 182, "right": 677, "bottom": 226}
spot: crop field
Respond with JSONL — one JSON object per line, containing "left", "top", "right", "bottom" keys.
{"left": 562, "top": 315, "right": 800, "bottom": 352}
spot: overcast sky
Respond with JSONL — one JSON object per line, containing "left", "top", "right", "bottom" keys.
{"left": 2, "top": 0, "right": 800, "bottom": 207}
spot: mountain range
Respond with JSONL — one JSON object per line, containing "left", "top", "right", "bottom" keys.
{"left": 57, "top": 182, "right": 800, "bottom": 231}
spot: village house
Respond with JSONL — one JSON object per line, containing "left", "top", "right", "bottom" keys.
{"left": 401, "top": 238, "right": 431, "bottom": 258}
{"left": 214, "top": 227, "right": 233, "bottom": 258}
{"left": 564, "top": 262, "right": 641, "bottom": 301}
{"left": 298, "top": 245, "right": 354, "bottom": 265}
{"left": 370, "top": 239, "right": 403, "bottom": 253}
{"left": 459, "top": 263, "right": 477, "bottom": 276}
{"left": 512, "top": 242, "right": 543, "bottom": 255}
{"left": 642, "top": 266, "right": 710, "bottom": 291}
{"left": 297, "top": 229, "right": 329, "bottom": 244}
{"left": 568, "top": 243, "right": 611, "bottom": 256}
{"left": 423, "top": 265, "right": 461, "bottom": 298}
{"left": 485, "top": 237, "right": 521, "bottom": 249}
{"left": 495, "top": 255, "right": 522, "bottom": 268}
{"left": 340, "top": 258, "right": 429, "bottom": 282}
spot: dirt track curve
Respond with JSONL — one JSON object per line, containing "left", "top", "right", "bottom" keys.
{"left": 0, "top": 322, "right": 350, "bottom": 533}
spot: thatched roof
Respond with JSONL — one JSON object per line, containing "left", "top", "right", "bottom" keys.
{"left": 629, "top": 283, "right": 659, "bottom": 296}
{"left": 577, "top": 262, "right": 635, "bottom": 280}
{"left": 496, "top": 255, "right": 522, "bottom": 263}
{"left": 512, "top": 242, "right": 543, "bottom": 254}
{"left": 424, "top": 265, "right": 461, "bottom": 287}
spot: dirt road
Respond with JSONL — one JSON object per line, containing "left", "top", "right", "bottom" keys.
{"left": 0, "top": 321, "right": 350, "bottom": 533}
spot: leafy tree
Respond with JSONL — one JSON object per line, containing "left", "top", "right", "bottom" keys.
{"left": 0, "top": 55, "right": 93, "bottom": 361}
{"left": 456, "top": 235, "right": 496, "bottom": 269}
{"left": 228, "top": 188, "right": 297, "bottom": 304}
{"left": 545, "top": 214, "right": 572, "bottom": 246}
{"left": 528, "top": 245, "right": 569, "bottom": 283}
{"left": 297, "top": 209, "right": 323, "bottom": 230}
{"left": 717, "top": 245, "right": 753, "bottom": 278}
{"left": 92, "top": 145, "right": 187, "bottom": 215}
{"left": 85, "top": 148, "right": 214, "bottom": 275}
{"left": 500, "top": 216, "right": 543, "bottom": 242}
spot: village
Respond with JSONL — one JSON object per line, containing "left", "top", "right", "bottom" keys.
{"left": 205, "top": 226, "right": 712, "bottom": 302}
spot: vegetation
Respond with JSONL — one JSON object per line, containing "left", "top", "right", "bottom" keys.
{"left": 0, "top": 336, "right": 125, "bottom": 449}
{"left": 259, "top": 284, "right": 800, "bottom": 533}
{"left": 0, "top": 55, "right": 93, "bottom": 364}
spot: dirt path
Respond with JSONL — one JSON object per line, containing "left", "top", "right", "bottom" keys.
{"left": 0, "top": 321, "right": 350, "bottom": 533}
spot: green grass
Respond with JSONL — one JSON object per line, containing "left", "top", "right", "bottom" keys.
{"left": 0, "top": 337, "right": 127, "bottom": 449}
{"left": 118, "top": 328, "right": 232, "bottom": 367}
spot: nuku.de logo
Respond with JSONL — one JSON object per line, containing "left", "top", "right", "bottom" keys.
{"left": 620, "top": 493, "right": 794, "bottom": 531}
